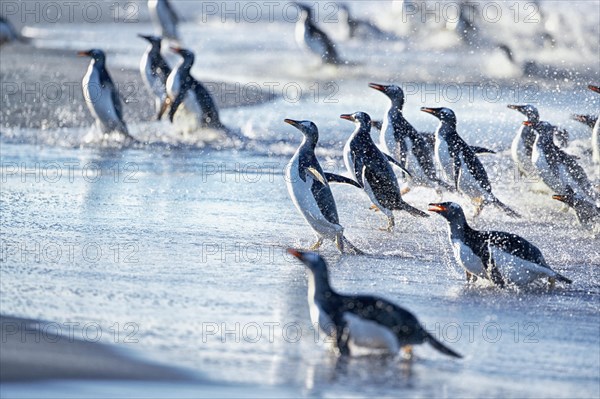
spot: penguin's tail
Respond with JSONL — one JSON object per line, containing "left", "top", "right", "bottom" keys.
{"left": 341, "top": 235, "right": 365, "bottom": 255}
{"left": 425, "top": 333, "right": 462, "bottom": 358}
{"left": 491, "top": 198, "right": 521, "bottom": 218}
{"left": 397, "top": 202, "right": 430, "bottom": 218}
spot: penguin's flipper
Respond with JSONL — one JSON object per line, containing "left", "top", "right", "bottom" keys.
{"left": 383, "top": 153, "right": 412, "bottom": 178}
{"left": 306, "top": 167, "right": 327, "bottom": 185}
{"left": 471, "top": 146, "right": 496, "bottom": 155}
{"left": 491, "top": 197, "right": 521, "bottom": 219}
{"left": 397, "top": 202, "right": 429, "bottom": 218}
{"left": 425, "top": 333, "right": 462, "bottom": 358}
{"left": 168, "top": 88, "right": 189, "bottom": 123}
{"left": 453, "top": 155, "right": 462, "bottom": 191}
{"left": 325, "top": 173, "right": 362, "bottom": 188}
{"left": 554, "top": 273, "right": 573, "bottom": 284}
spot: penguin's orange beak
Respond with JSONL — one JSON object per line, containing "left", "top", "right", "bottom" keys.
{"left": 522, "top": 121, "right": 534, "bottom": 126}
{"left": 368, "top": 83, "right": 387, "bottom": 92}
{"left": 428, "top": 203, "right": 448, "bottom": 213}
{"left": 552, "top": 194, "right": 567, "bottom": 202}
{"left": 284, "top": 119, "right": 299, "bottom": 128}
{"left": 420, "top": 107, "right": 436, "bottom": 115}
{"left": 340, "top": 114, "right": 354, "bottom": 121}
{"left": 170, "top": 46, "right": 182, "bottom": 54}
{"left": 77, "top": 51, "right": 91, "bottom": 57}
{"left": 589, "top": 85, "right": 600, "bottom": 94}
{"left": 287, "top": 248, "right": 303, "bottom": 260}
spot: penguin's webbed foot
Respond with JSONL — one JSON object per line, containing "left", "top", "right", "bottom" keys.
{"left": 369, "top": 204, "right": 380, "bottom": 212}
{"left": 310, "top": 238, "right": 324, "bottom": 251}
{"left": 401, "top": 345, "right": 413, "bottom": 361}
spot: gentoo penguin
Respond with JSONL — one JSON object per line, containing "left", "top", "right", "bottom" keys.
{"left": 337, "top": 4, "right": 397, "bottom": 41}
{"left": 139, "top": 34, "right": 171, "bottom": 119}
{"left": 571, "top": 114, "right": 598, "bottom": 129}
{"left": 148, "top": 0, "right": 179, "bottom": 41}
{"left": 289, "top": 249, "right": 462, "bottom": 358}
{"left": 284, "top": 119, "right": 363, "bottom": 254}
{"left": 370, "top": 83, "right": 452, "bottom": 195}
{"left": 588, "top": 85, "right": 600, "bottom": 164}
{"left": 527, "top": 120, "right": 598, "bottom": 203}
{"left": 429, "top": 202, "right": 572, "bottom": 287}
{"left": 552, "top": 187, "right": 600, "bottom": 231}
{"left": 78, "top": 49, "right": 134, "bottom": 141}
{"left": 507, "top": 104, "right": 539, "bottom": 177}
{"left": 295, "top": 3, "right": 342, "bottom": 65}
{"left": 0, "top": 15, "right": 28, "bottom": 46}
{"left": 421, "top": 107, "right": 520, "bottom": 218}
{"left": 341, "top": 112, "right": 428, "bottom": 231}
{"left": 161, "top": 47, "right": 223, "bottom": 129}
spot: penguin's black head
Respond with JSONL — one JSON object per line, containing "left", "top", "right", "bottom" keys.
{"left": 171, "top": 47, "right": 194, "bottom": 62}
{"left": 340, "top": 112, "right": 371, "bottom": 128}
{"left": 284, "top": 119, "right": 319, "bottom": 142}
{"left": 421, "top": 107, "right": 456, "bottom": 124}
{"left": 77, "top": 49, "right": 106, "bottom": 63}
{"left": 507, "top": 104, "right": 539, "bottom": 122}
{"left": 288, "top": 249, "right": 328, "bottom": 276}
{"left": 295, "top": 3, "right": 313, "bottom": 19}
{"left": 524, "top": 120, "right": 552, "bottom": 136}
{"left": 589, "top": 85, "right": 600, "bottom": 94}
{"left": 428, "top": 202, "right": 466, "bottom": 223}
{"left": 138, "top": 34, "right": 162, "bottom": 46}
{"left": 369, "top": 83, "right": 404, "bottom": 106}
{"left": 552, "top": 186, "right": 579, "bottom": 207}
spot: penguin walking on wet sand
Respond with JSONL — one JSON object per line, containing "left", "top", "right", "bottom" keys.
{"left": 429, "top": 202, "right": 572, "bottom": 287}
{"left": 527, "top": 120, "right": 599, "bottom": 203}
{"left": 78, "top": 49, "right": 136, "bottom": 142}
{"left": 295, "top": 3, "right": 342, "bottom": 65}
{"left": 148, "top": 0, "right": 180, "bottom": 42}
{"left": 552, "top": 187, "right": 600, "bottom": 231}
{"left": 160, "top": 47, "right": 223, "bottom": 130}
{"left": 139, "top": 34, "right": 171, "bottom": 120}
{"left": 289, "top": 249, "right": 462, "bottom": 358}
{"left": 369, "top": 83, "right": 453, "bottom": 196}
{"left": 421, "top": 107, "right": 520, "bottom": 218}
{"left": 588, "top": 85, "right": 600, "bottom": 164}
{"left": 284, "top": 119, "right": 363, "bottom": 254}
{"left": 341, "top": 112, "right": 428, "bottom": 232}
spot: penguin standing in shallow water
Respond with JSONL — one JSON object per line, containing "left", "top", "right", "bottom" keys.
{"left": 160, "top": 47, "right": 223, "bottom": 130}
{"left": 284, "top": 119, "right": 363, "bottom": 254}
{"left": 369, "top": 83, "right": 452, "bottom": 196}
{"left": 148, "top": 0, "right": 180, "bottom": 42}
{"left": 289, "top": 249, "right": 462, "bottom": 358}
{"left": 429, "top": 202, "right": 572, "bottom": 287}
{"left": 527, "top": 121, "right": 598, "bottom": 203}
{"left": 78, "top": 49, "right": 135, "bottom": 142}
{"left": 507, "top": 104, "right": 539, "bottom": 177}
{"left": 341, "top": 112, "right": 428, "bottom": 231}
{"left": 421, "top": 107, "right": 519, "bottom": 218}
{"left": 295, "top": 3, "right": 342, "bottom": 65}
{"left": 552, "top": 187, "right": 600, "bottom": 231}
{"left": 139, "top": 34, "right": 171, "bottom": 120}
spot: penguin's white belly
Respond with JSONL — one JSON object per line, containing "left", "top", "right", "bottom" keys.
{"left": 532, "top": 148, "right": 561, "bottom": 192}
{"left": 592, "top": 120, "right": 599, "bottom": 165}
{"left": 489, "top": 246, "right": 554, "bottom": 285}
{"left": 511, "top": 131, "right": 533, "bottom": 174}
{"left": 380, "top": 119, "right": 396, "bottom": 159}
{"left": 457, "top": 154, "right": 489, "bottom": 200}
{"left": 142, "top": 55, "right": 167, "bottom": 102}
{"left": 343, "top": 312, "right": 400, "bottom": 353}
{"left": 286, "top": 157, "right": 341, "bottom": 238}
{"left": 343, "top": 141, "right": 356, "bottom": 181}
{"left": 82, "top": 67, "right": 120, "bottom": 131}
{"left": 435, "top": 138, "right": 453, "bottom": 183}
{"left": 167, "top": 69, "right": 203, "bottom": 120}
{"left": 452, "top": 239, "right": 486, "bottom": 278}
